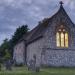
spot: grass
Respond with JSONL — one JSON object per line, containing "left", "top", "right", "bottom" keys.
{"left": 0, "top": 66, "right": 75, "bottom": 75}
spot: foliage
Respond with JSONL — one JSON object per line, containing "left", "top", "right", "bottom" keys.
{"left": 10, "top": 25, "right": 29, "bottom": 56}
{"left": 0, "top": 39, "right": 10, "bottom": 57}
{"left": 0, "top": 25, "right": 29, "bottom": 58}
{"left": 4, "top": 49, "right": 11, "bottom": 60}
{"left": 11, "top": 25, "right": 29, "bottom": 46}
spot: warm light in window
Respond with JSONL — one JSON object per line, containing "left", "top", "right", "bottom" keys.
{"left": 61, "top": 32, "right": 64, "bottom": 47}
{"left": 56, "top": 32, "right": 60, "bottom": 47}
{"left": 59, "top": 29, "right": 61, "bottom": 31}
{"left": 65, "top": 33, "right": 68, "bottom": 47}
{"left": 56, "top": 28, "right": 68, "bottom": 48}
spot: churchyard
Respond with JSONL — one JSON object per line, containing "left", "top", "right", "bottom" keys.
{"left": 0, "top": 1, "right": 75, "bottom": 75}
{"left": 0, "top": 66, "right": 75, "bottom": 75}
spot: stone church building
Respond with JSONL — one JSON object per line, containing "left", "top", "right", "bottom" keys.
{"left": 13, "top": 2, "right": 75, "bottom": 67}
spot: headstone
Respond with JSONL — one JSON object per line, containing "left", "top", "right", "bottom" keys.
{"left": 28, "top": 54, "right": 36, "bottom": 71}
{"left": 28, "top": 54, "right": 40, "bottom": 72}
{"left": 5, "top": 60, "right": 12, "bottom": 70}
{"left": 35, "top": 66, "right": 40, "bottom": 72}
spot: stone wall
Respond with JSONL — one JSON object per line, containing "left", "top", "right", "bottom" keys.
{"left": 13, "top": 41, "right": 25, "bottom": 65}
{"left": 41, "top": 49, "right": 75, "bottom": 67}
{"left": 27, "top": 38, "right": 44, "bottom": 66}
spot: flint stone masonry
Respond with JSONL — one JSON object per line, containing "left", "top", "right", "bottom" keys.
{"left": 41, "top": 49, "right": 75, "bottom": 67}
{"left": 13, "top": 41, "right": 25, "bottom": 64}
{"left": 27, "top": 38, "right": 44, "bottom": 66}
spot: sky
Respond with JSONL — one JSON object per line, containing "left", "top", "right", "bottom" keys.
{"left": 0, "top": 0, "right": 75, "bottom": 45}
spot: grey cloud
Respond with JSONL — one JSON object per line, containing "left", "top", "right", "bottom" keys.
{"left": 0, "top": 0, "right": 75, "bottom": 45}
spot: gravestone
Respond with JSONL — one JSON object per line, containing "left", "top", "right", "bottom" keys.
{"left": 28, "top": 54, "right": 40, "bottom": 72}
{"left": 5, "top": 60, "right": 12, "bottom": 70}
{"left": 28, "top": 59, "right": 35, "bottom": 71}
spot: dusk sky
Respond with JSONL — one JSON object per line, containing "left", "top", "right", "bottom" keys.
{"left": 0, "top": 0, "right": 75, "bottom": 44}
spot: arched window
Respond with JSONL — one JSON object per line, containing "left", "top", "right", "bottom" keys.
{"left": 56, "top": 26, "right": 68, "bottom": 47}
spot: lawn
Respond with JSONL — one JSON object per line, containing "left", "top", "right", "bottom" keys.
{"left": 0, "top": 66, "right": 75, "bottom": 75}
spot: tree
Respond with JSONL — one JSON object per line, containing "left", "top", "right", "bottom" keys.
{"left": 4, "top": 49, "right": 11, "bottom": 60}
{"left": 0, "top": 39, "right": 11, "bottom": 70}
{"left": 0, "top": 39, "right": 10, "bottom": 57}
{"left": 4, "top": 49, "right": 12, "bottom": 70}
{"left": 0, "top": 25, "right": 29, "bottom": 58}
{"left": 11, "top": 25, "right": 29, "bottom": 46}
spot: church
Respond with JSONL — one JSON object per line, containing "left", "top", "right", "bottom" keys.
{"left": 13, "top": 2, "right": 75, "bottom": 67}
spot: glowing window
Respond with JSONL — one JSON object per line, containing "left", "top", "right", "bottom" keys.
{"left": 56, "top": 28, "right": 68, "bottom": 48}
{"left": 56, "top": 32, "right": 60, "bottom": 47}
{"left": 65, "top": 33, "right": 68, "bottom": 47}
{"left": 61, "top": 32, "right": 64, "bottom": 47}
